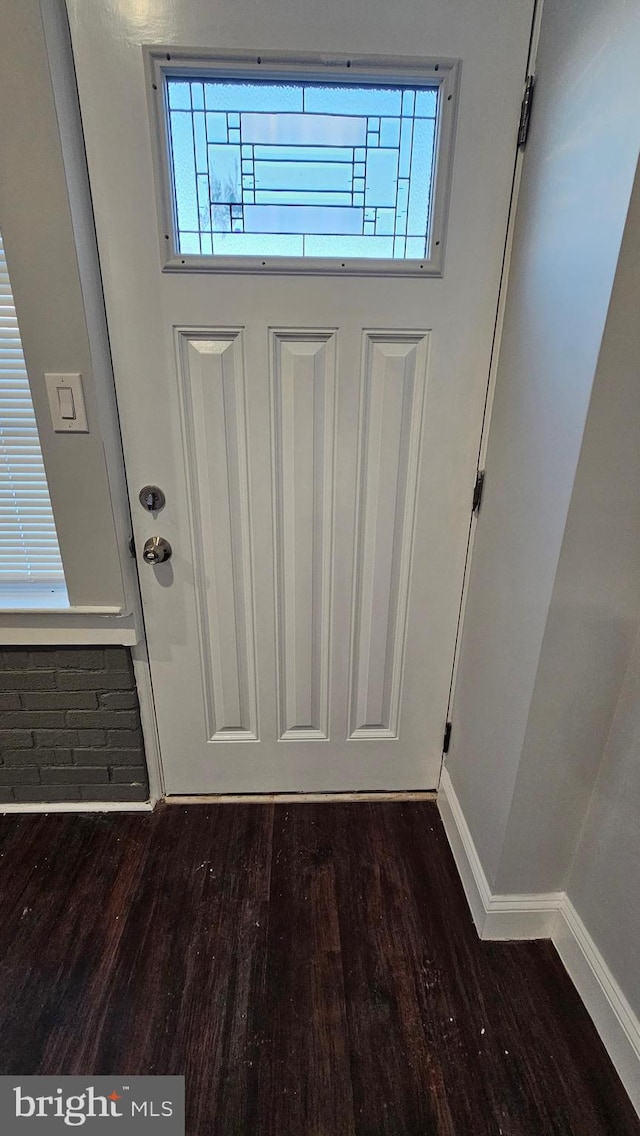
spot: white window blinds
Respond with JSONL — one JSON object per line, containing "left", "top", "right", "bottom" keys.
{"left": 0, "top": 230, "right": 66, "bottom": 600}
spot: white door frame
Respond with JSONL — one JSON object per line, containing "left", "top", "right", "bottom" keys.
{"left": 40, "top": 0, "right": 166, "bottom": 802}
{"left": 441, "top": 0, "right": 543, "bottom": 768}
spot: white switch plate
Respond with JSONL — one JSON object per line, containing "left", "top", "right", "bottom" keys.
{"left": 45, "top": 373, "right": 89, "bottom": 432}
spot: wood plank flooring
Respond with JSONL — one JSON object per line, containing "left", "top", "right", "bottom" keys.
{"left": 0, "top": 801, "right": 637, "bottom": 1135}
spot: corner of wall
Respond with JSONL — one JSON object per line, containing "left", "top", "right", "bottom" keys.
{"left": 438, "top": 764, "right": 640, "bottom": 1117}
{"left": 446, "top": 0, "right": 640, "bottom": 901}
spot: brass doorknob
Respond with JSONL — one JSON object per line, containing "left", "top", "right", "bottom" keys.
{"left": 142, "top": 536, "right": 172, "bottom": 564}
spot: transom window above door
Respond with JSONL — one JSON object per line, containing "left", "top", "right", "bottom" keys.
{"left": 147, "top": 53, "right": 460, "bottom": 274}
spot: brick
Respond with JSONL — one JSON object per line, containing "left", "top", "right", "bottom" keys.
{"left": 0, "top": 670, "right": 56, "bottom": 691}
{"left": 80, "top": 783, "right": 148, "bottom": 802}
{"left": 1, "top": 750, "right": 38, "bottom": 766}
{"left": 0, "top": 787, "right": 14, "bottom": 803}
{"left": 0, "top": 767, "right": 40, "bottom": 785}
{"left": 2, "top": 711, "right": 67, "bottom": 729}
{"left": 0, "top": 650, "right": 30, "bottom": 668}
{"left": 3, "top": 748, "right": 72, "bottom": 766}
{"left": 106, "top": 729, "right": 144, "bottom": 749}
{"left": 21, "top": 691, "right": 98, "bottom": 711}
{"left": 98, "top": 691, "right": 138, "bottom": 710}
{"left": 33, "top": 730, "right": 78, "bottom": 748}
{"left": 56, "top": 670, "right": 132, "bottom": 691}
{"left": 0, "top": 693, "right": 21, "bottom": 710}
{"left": 109, "top": 766, "right": 148, "bottom": 784}
{"left": 66, "top": 709, "right": 139, "bottom": 730}
{"left": 27, "top": 648, "right": 59, "bottom": 668}
{"left": 0, "top": 730, "right": 33, "bottom": 749}
{"left": 14, "top": 785, "right": 81, "bottom": 802}
{"left": 105, "top": 647, "right": 133, "bottom": 673}
{"left": 76, "top": 730, "right": 106, "bottom": 747}
{"left": 54, "top": 648, "right": 105, "bottom": 670}
{"left": 74, "top": 748, "right": 143, "bottom": 766}
{"left": 41, "top": 766, "right": 109, "bottom": 785}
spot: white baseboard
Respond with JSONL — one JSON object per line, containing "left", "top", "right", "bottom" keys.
{"left": 437, "top": 767, "right": 490, "bottom": 932}
{"left": 0, "top": 800, "right": 153, "bottom": 814}
{"left": 438, "top": 768, "right": 563, "bottom": 939}
{"left": 482, "top": 892, "right": 564, "bottom": 941}
{"left": 553, "top": 898, "right": 640, "bottom": 1115}
{"left": 438, "top": 766, "right": 640, "bottom": 1118}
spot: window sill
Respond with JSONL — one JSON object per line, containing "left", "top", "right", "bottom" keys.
{"left": 0, "top": 606, "right": 139, "bottom": 646}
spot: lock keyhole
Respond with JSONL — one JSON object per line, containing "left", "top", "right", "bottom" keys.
{"left": 139, "top": 485, "right": 166, "bottom": 512}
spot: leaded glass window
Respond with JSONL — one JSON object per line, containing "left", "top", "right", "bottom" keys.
{"left": 165, "top": 77, "right": 439, "bottom": 260}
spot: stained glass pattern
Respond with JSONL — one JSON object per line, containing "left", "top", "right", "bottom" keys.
{"left": 167, "top": 78, "right": 438, "bottom": 259}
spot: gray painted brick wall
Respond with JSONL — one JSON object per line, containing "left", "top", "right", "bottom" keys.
{"left": 0, "top": 647, "right": 149, "bottom": 804}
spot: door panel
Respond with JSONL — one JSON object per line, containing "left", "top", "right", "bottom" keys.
{"left": 271, "top": 331, "right": 335, "bottom": 741}
{"left": 349, "top": 332, "right": 428, "bottom": 741}
{"left": 181, "top": 331, "right": 258, "bottom": 742}
{"left": 66, "top": 0, "right": 535, "bottom": 792}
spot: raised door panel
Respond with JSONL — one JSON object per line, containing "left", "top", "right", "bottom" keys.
{"left": 349, "top": 331, "right": 429, "bottom": 738}
{"left": 179, "top": 331, "right": 258, "bottom": 741}
{"left": 271, "top": 331, "right": 336, "bottom": 740}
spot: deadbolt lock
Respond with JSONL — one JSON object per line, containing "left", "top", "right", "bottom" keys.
{"left": 139, "top": 485, "right": 166, "bottom": 512}
{"left": 142, "top": 536, "right": 172, "bottom": 565}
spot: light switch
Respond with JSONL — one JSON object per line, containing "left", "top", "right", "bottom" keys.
{"left": 45, "top": 373, "right": 89, "bottom": 432}
{"left": 57, "top": 385, "right": 76, "bottom": 420}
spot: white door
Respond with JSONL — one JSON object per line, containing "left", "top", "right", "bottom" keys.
{"left": 66, "top": 0, "right": 533, "bottom": 794}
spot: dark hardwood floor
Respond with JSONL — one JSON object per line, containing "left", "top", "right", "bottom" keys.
{"left": 0, "top": 801, "right": 636, "bottom": 1135}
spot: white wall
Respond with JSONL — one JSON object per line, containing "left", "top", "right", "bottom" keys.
{"left": 495, "top": 159, "right": 640, "bottom": 893}
{"left": 566, "top": 626, "right": 640, "bottom": 1020}
{"left": 0, "top": 0, "right": 139, "bottom": 640}
{"left": 447, "top": 0, "right": 640, "bottom": 888}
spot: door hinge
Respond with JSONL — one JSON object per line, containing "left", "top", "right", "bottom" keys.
{"left": 518, "top": 75, "right": 535, "bottom": 148}
{"left": 443, "top": 722, "right": 452, "bottom": 754}
{"left": 128, "top": 535, "right": 136, "bottom": 559}
{"left": 472, "top": 469, "right": 485, "bottom": 516}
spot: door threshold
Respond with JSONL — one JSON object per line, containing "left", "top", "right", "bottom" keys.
{"left": 164, "top": 790, "right": 437, "bottom": 805}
